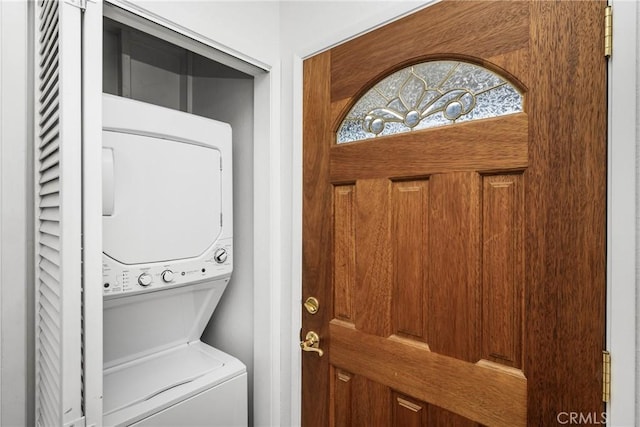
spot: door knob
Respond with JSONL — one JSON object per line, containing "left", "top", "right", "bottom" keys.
{"left": 300, "top": 331, "right": 324, "bottom": 357}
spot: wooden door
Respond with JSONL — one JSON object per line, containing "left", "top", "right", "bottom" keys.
{"left": 302, "top": 1, "right": 606, "bottom": 426}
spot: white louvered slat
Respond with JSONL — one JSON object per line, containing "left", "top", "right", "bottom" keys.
{"left": 39, "top": 110, "right": 59, "bottom": 139}
{"left": 40, "top": 244, "right": 61, "bottom": 265}
{"left": 39, "top": 207, "right": 60, "bottom": 222}
{"left": 39, "top": 192, "right": 60, "bottom": 208}
{"left": 39, "top": 220, "right": 60, "bottom": 237}
{"left": 39, "top": 88, "right": 59, "bottom": 124}
{"left": 39, "top": 392, "right": 58, "bottom": 427}
{"left": 39, "top": 166, "right": 59, "bottom": 185}
{"left": 40, "top": 373, "right": 60, "bottom": 411}
{"left": 39, "top": 151, "right": 59, "bottom": 172}
{"left": 39, "top": 88, "right": 59, "bottom": 125}
{"left": 38, "top": 322, "right": 61, "bottom": 363}
{"left": 39, "top": 285, "right": 61, "bottom": 327}
{"left": 39, "top": 178, "right": 59, "bottom": 196}
{"left": 40, "top": 257, "right": 60, "bottom": 281}
{"left": 38, "top": 231, "right": 60, "bottom": 252}
{"left": 39, "top": 5, "right": 58, "bottom": 53}
{"left": 39, "top": 316, "right": 61, "bottom": 353}
{"left": 39, "top": 179, "right": 59, "bottom": 197}
{"left": 39, "top": 0, "right": 56, "bottom": 31}
{"left": 39, "top": 155, "right": 59, "bottom": 176}
{"left": 39, "top": 143, "right": 58, "bottom": 162}
{"left": 35, "top": 1, "right": 84, "bottom": 426}
{"left": 39, "top": 123, "right": 59, "bottom": 149}
{"left": 38, "top": 329, "right": 61, "bottom": 379}
{"left": 39, "top": 35, "right": 59, "bottom": 80}
{"left": 39, "top": 323, "right": 61, "bottom": 365}
{"left": 39, "top": 68, "right": 58, "bottom": 103}
{"left": 39, "top": 68, "right": 59, "bottom": 105}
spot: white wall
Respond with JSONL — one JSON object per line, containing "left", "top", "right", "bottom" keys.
{"left": 193, "top": 74, "right": 256, "bottom": 424}
{"left": 0, "top": 1, "right": 33, "bottom": 426}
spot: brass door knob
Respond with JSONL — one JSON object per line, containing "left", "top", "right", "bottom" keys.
{"left": 300, "top": 331, "right": 324, "bottom": 357}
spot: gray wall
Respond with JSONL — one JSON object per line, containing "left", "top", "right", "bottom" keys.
{"left": 637, "top": 3, "right": 640, "bottom": 423}
{"left": 0, "top": 1, "right": 33, "bottom": 426}
{"left": 191, "top": 69, "right": 256, "bottom": 424}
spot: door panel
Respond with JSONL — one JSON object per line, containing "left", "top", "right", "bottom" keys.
{"left": 303, "top": 2, "right": 605, "bottom": 425}
{"left": 482, "top": 173, "right": 524, "bottom": 368}
{"left": 392, "top": 179, "right": 429, "bottom": 341}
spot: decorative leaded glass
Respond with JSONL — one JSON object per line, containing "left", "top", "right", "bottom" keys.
{"left": 337, "top": 61, "right": 524, "bottom": 144}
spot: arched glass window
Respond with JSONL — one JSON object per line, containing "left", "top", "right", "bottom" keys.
{"left": 337, "top": 61, "right": 523, "bottom": 144}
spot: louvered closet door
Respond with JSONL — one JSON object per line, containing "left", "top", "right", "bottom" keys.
{"left": 35, "top": 1, "right": 83, "bottom": 426}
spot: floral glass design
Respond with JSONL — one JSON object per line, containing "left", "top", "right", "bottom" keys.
{"left": 337, "top": 61, "right": 523, "bottom": 144}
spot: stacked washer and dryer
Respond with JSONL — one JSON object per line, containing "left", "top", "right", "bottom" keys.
{"left": 101, "top": 94, "right": 247, "bottom": 426}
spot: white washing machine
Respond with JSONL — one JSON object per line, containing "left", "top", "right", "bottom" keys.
{"left": 101, "top": 94, "right": 246, "bottom": 426}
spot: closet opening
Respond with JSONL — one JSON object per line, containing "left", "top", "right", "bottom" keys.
{"left": 102, "top": 5, "right": 259, "bottom": 424}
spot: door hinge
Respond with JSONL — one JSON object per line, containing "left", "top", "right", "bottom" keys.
{"left": 604, "top": 5, "right": 612, "bottom": 58}
{"left": 602, "top": 350, "right": 611, "bottom": 402}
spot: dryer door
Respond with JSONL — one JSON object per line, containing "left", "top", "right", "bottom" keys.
{"left": 103, "top": 131, "right": 222, "bottom": 265}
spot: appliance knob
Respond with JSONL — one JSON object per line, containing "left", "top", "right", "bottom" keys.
{"left": 214, "top": 248, "right": 228, "bottom": 264}
{"left": 138, "top": 273, "right": 152, "bottom": 287}
{"left": 161, "top": 270, "right": 174, "bottom": 283}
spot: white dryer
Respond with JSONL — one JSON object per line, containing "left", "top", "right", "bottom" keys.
{"left": 101, "top": 94, "right": 246, "bottom": 426}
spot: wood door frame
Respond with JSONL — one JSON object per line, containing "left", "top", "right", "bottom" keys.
{"left": 290, "top": 1, "right": 637, "bottom": 425}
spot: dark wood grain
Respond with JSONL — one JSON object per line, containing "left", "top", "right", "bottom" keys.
{"left": 330, "top": 114, "right": 528, "bottom": 182}
{"left": 427, "top": 172, "right": 481, "bottom": 362}
{"left": 482, "top": 174, "right": 524, "bottom": 368}
{"left": 302, "top": 51, "right": 332, "bottom": 427}
{"left": 392, "top": 180, "right": 429, "bottom": 340}
{"left": 330, "top": 320, "right": 527, "bottom": 426}
{"left": 351, "top": 375, "right": 391, "bottom": 427}
{"left": 331, "top": 368, "right": 353, "bottom": 426}
{"left": 333, "top": 185, "right": 355, "bottom": 321}
{"left": 393, "top": 393, "right": 428, "bottom": 427}
{"left": 354, "top": 179, "right": 392, "bottom": 337}
{"left": 525, "top": 1, "right": 607, "bottom": 423}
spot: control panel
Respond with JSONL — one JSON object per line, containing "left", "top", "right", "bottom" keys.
{"left": 102, "top": 238, "right": 232, "bottom": 298}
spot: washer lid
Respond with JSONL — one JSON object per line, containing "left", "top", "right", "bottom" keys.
{"left": 103, "top": 130, "right": 222, "bottom": 265}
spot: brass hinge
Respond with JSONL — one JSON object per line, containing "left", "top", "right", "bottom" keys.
{"left": 604, "top": 5, "right": 612, "bottom": 58}
{"left": 602, "top": 350, "right": 611, "bottom": 402}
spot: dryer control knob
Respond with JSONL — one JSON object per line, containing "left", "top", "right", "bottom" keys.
{"left": 214, "top": 248, "right": 228, "bottom": 264}
{"left": 138, "top": 273, "right": 152, "bottom": 287}
{"left": 161, "top": 270, "right": 174, "bottom": 283}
